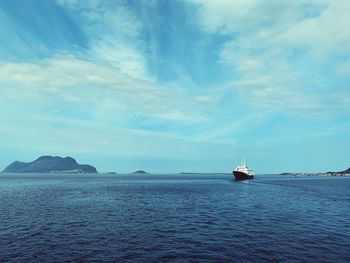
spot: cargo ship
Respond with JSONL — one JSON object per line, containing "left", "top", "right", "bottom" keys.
{"left": 233, "top": 159, "right": 254, "bottom": 181}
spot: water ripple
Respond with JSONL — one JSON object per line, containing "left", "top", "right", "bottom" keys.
{"left": 0, "top": 174, "right": 349, "bottom": 262}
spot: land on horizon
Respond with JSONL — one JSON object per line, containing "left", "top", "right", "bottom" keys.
{"left": 2, "top": 155, "right": 349, "bottom": 177}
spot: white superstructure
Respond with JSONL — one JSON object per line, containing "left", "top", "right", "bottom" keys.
{"left": 234, "top": 159, "right": 255, "bottom": 176}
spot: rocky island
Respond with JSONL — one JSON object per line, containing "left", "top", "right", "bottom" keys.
{"left": 2, "top": 156, "right": 97, "bottom": 173}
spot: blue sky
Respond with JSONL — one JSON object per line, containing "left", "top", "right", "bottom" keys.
{"left": 0, "top": 0, "right": 350, "bottom": 173}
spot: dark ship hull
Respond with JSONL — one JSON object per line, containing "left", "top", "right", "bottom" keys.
{"left": 233, "top": 171, "right": 254, "bottom": 181}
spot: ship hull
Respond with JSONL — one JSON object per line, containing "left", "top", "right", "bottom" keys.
{"left": 233, "top": 171, "right": 254, "bottom": 181}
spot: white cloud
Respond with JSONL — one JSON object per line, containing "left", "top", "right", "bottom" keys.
{"left": 187, "top": 0, "right": 350, "bottom": 116}
{"left": 0, "top": 56, "right": 209, "bottom": 125}
{"left": 54, "top": 0, "right": 149, "bottom": 79}
{"left": 90, "top": 42, "right": 149, "bottom": 80}
{"left": 188, "top": 0, "right": 327, "bottom": 35}
{"left": 0, "top": 51, "right": 226, "bottom": 167}
{"left": 55, "top": 0, "right": 143, "bottom": 39}
{"left": 275, "top": 1, "right": 350, "bottom": 54}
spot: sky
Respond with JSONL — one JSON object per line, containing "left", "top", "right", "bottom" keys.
{"left": 0, "top": 0, "right": 350, "bottom": 174}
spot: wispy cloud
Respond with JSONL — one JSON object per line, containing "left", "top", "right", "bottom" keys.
{"left": 188, "top": 0, "right": 350, "bottom": 116}
{"left": 0, "top": 56, "right": 209, "bottom": 125}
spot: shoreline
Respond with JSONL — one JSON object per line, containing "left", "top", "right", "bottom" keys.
{"left": 280, "top": 172, "right": 350, "bottom": 177}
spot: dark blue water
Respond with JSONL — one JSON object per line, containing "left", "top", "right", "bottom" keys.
{"left": 0, "top": 174, "right": 349, "bottom": 262}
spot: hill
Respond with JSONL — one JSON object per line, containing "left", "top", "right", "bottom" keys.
{"left": 2, "top": 156, "right": 97, "bottom": 173}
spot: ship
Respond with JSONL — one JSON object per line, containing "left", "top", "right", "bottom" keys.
{"left": 233, "top": 159, "right": 254, "bottom": 181}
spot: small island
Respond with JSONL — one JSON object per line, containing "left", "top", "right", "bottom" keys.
{"left": 2, "top": 156, "right": 97, "bottom": 173}
{"left": 132, "top": 170, "right": 149, "bottom": 174}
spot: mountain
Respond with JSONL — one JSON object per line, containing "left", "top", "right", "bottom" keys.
{"left": 2, "top": 156, "right": 97, "bottom": 173}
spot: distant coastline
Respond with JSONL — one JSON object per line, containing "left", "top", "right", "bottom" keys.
{"left": 280, "top": 168, "right": 350, "bottom": 177}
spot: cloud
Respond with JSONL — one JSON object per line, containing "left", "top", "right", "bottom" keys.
{"left": 0, "top": 0, "right": 89, "bottom": 60}
{"left": 54, "top": 0, "right": 144, "bottom": 44}
{"left": 0, "top": 0, "right": 228, "bottom": 162}
{"left": 0, "top": 50, "right": 224, "bottom": 169}
{"left": 0, "top": 56, "right": 209, "bottom": 125}
{"left": 275, "top": 1, "right": 350, "bottom": 55}
{"left": 187, "top": 0, "right": 350, "bottom": 117}
{"left": 1, "top": 0, "right": 349, "bottom": 172}
{"left": 188, "top": 0, "right": 327, "bottom": 35}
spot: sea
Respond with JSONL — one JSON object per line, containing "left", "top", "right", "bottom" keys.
{"left": 0, "top": 173, "right": 349, "bottom": 263}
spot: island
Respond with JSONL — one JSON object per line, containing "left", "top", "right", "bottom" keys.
{"left": 132, "top": 170, "right": 149, "bottom": 174}
{"left": 2, "top": 156, "right": 97, "bottom": 173}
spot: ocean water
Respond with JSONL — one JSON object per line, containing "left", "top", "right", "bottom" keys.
{"left": 0, "top": 174, "right": 349, "bottom": 263}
